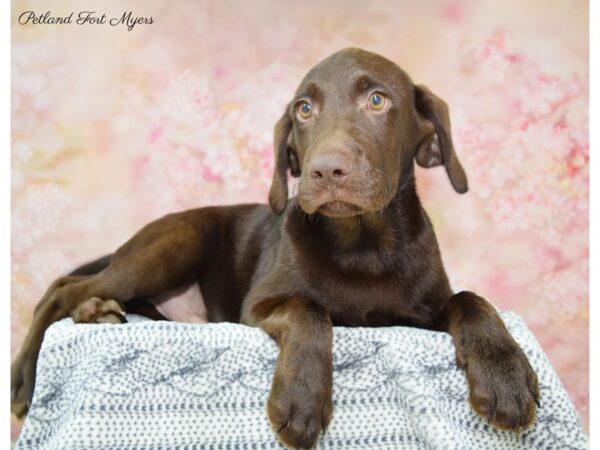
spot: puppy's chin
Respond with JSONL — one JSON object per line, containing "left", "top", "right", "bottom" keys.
{"left": 317, "top": 201, "right": 363, "bottom": 217}
{"left": 299, "top": 191, "right": 388, "bottom": 217}
{"left": 299, "top": 195, "right": 361, "bottom": 217}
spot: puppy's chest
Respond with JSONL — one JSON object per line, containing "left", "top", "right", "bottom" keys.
{"left": 308, "top": 271, "right": 415, "bottom": 327}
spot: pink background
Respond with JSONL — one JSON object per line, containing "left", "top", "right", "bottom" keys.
{"left": 11, "top": 0, "right": 588, "bottom": 439}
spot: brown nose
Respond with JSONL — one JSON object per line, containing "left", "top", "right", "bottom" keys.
{"left": 309, "top": 153, "right": 354, "bottom": 187}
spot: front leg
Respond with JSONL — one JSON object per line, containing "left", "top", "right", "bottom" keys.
{"left": 436, "top": 291, "right": 540, "bottom": 431}
{"left": 244, "top": 296, "right": 333, "bottom": 450}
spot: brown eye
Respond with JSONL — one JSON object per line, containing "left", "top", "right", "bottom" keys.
{"left": 368, "top": 92, "right": 387, "bottom": 110}
{"left": 296, "top": 101, "right": 312, "bottom": 119}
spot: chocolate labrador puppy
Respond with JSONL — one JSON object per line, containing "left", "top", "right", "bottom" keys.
{"left": 12, "top": 48, "right": 539, "bottom": 449}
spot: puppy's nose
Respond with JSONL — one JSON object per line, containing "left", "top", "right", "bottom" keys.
{"left": 309, "top": 153, "right": 354, "bottom": 187}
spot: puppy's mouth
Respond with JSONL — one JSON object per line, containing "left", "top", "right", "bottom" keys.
{"left": 317, "top": 201, "right": 363, "bottom": 217}
{"left": 297, "top": 169, "right": 391, "bottom": 217}
{"left": 299, "top": 189, "right": 368, "bottom": 217}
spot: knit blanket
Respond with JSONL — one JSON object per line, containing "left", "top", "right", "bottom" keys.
{"left": 15, "top": 312, "right": 587, "bottom": 450}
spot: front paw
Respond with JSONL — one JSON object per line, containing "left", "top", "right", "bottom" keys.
{"left": 11, "top": 352, "right": 36, "bottom": 418}
{"left": 464, "top": 342, "right": 539, "bottom": 431}
{"left": 267, "top": 366, "right": 333, "bottom": 449}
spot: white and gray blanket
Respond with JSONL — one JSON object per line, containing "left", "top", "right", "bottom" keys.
{"left": 15, "top": 312, "right": 587, "bottom": 450}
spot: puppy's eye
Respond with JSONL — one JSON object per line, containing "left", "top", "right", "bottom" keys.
{"left": 296, "top": 101, "right": 312, "bottom": 120}
{"left": 368, "top": 92, "right": 387, "bottom": 110}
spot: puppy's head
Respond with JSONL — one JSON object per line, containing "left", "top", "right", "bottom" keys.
{"left": 269, "top": 48, "right": 468, "bottom": 217}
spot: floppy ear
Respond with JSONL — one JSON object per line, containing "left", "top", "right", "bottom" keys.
{"left": 413, "top": 84, "right": 468, "bottom": 193}
{"left": 268, "top": 108, "right": 295, "bottom": 214}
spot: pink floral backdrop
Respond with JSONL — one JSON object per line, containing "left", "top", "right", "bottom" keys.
{"left": 11, "top": 0, "right": 588, "bottom": 439}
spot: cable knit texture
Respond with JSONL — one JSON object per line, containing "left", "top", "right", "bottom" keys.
{"left": 16, "top": 312, "right": 586, "bottom": 450}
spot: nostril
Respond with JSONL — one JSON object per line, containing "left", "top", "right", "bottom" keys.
{"left": 311, "top": 170, "right": 323, "bottom": 179}
{"left": 332, "top": 169, "right": 347, "bottom": 178}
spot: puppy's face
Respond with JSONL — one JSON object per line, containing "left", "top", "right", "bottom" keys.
{"left": 269, "top": 48, "right": 468, "bottom": 217}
